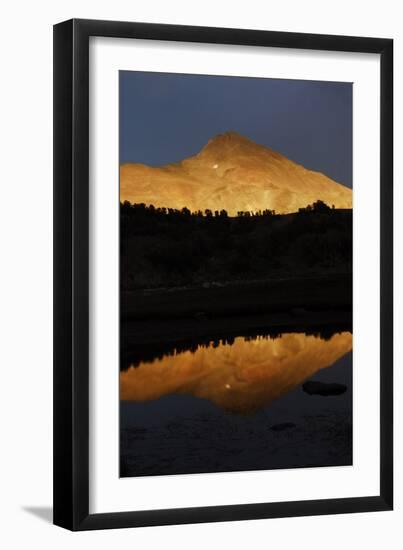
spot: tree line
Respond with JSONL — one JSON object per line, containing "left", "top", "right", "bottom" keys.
{"left": 120, "top": 200, "right": 352, "bottom": 290}
{"left": 121, "top": 199, "right": 334, "bottom": 221}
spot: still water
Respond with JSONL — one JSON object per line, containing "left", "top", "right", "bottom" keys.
{"left": 120, "top": 330, "right": 352, "bottom": 477}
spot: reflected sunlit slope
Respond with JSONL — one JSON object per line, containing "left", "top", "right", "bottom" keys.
{"left": 120, "top": 332, "right": 352, "bottom": 414}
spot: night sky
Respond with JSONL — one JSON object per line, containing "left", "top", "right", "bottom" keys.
{"left": 120, "top": 71, "right": 352, "bottom": 189}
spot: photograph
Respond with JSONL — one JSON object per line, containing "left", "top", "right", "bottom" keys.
{"left": 1, "top": 1, "right": 395, "bottom": 541}
{"left": 119, "top": 71, "right": 353, "bottom": 478}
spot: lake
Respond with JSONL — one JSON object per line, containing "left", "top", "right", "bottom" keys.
{"left": 120, "top": 328, "right": 352, "bottom": 477}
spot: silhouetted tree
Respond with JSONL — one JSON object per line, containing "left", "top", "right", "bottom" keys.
{"left": 312, "top": 200, "right": 331, "bottom": 212}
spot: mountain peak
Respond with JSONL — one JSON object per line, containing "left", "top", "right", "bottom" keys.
{"left": 211, "top": 130, "right": 247, "bottom": 141}
{"left": 198, "top": 131, "right": 272, "bottom": 163}
{"left": 203, "top": 131, "right": 257, "bottom": 149}
{"left": 120, "top": 132, "right": 352, "bottom": 215}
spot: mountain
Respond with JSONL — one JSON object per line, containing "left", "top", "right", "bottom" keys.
{"left": 120, "top": 131, "right": 352, "bottom": 215}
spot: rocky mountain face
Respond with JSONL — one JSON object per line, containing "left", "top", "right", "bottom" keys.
{"left": 120, "top": 131, "right": 352, "bottom": 215}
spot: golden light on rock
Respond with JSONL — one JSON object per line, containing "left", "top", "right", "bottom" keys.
{"left": 120, "top": 331, "right": 352, "bottom": 414}
{"left": 120, "top": 132, "right": 352, "bottom": 216}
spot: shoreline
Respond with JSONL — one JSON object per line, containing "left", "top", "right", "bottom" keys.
{"left": 121, "top": 309, "right": 352, "bottom": 370}
{"left": 121, "top": 272, "right": 352, "bottom": 321}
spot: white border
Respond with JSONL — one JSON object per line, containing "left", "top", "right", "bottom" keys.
{"left": 89, "top": 37, "right": 380, "bottom": 514}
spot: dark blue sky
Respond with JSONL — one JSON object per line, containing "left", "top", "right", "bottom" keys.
{"left": 120, "top": 71, "right": 352, "bottom": 188}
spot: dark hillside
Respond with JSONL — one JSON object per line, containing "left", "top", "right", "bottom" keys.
{"left": 120, "top": 201, "right": 352, "bottom": 291}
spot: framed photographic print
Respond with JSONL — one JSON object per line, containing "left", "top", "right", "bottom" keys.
{"left": 53, "top": 19, "right": 393, "bottom": 530}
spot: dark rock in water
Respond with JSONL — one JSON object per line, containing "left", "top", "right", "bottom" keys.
{"left": 270, "top": 422, "right": 296, "bottom": 431}
{"left": 303, "top": 381, "right": 347, "bottom": 396}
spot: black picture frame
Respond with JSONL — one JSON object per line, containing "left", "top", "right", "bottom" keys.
{"left": 53, "top": 18, "right": 393, "bottom": 531}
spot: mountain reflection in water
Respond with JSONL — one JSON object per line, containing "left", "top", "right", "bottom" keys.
{"left": 120, "top": 331, "right": 352, "bottom": 414}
